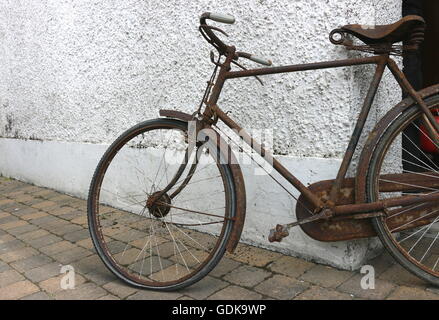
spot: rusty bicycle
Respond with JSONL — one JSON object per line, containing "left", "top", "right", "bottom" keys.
{"left": 87, "top": 12, "right": 439, "bottom": 290}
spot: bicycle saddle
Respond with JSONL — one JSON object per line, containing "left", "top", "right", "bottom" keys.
{"left": 340, "top": 15, "right": 425, "bottom": 45}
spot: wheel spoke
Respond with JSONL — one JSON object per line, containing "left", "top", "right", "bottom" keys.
{"left": 89, "top": 121, "right": 233, "bottom": 288}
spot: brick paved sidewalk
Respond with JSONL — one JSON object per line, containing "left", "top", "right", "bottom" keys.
{"left": 0, "top": 177, "right": 438, "bottom": 300}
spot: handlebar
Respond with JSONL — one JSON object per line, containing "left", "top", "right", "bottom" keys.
{"left": 208, "top": 13, "right": 235, "bottom": 24}
{"left": 199, "top": 12, "right": 272, "bottom": 66}
{"left": 236, "top": 52, "right": 272, "bottom": 66}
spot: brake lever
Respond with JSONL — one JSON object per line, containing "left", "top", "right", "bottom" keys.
{"left": 231, "top": 60, "right": 264, "bottom": 86}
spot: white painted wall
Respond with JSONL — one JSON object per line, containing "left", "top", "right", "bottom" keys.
{"left": 0, "top": 0, "right": 402, "bottom": 269}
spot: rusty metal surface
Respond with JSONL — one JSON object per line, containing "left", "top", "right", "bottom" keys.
{"left": 327, "top": 55, "right": 387, "bottom": 205}
{"left": 297, "top": 172, "right": 439, "bottom": 242}
{"left": 159, "top": 109, "right": 194, "bottom": 121}
{"left": 296, "top": 178, "right": 375, "bottom": 242}
{"left": 356, "top": 83, "right": 439, "bottom": 204}
{"left": 330, "top": 16, "right": 425, "bottom": 56}
{"left": 158, "top": 109, "right": 246, "bottom": 253}
{"left": 162, "top": 15, "right": 439, "bottom": 245}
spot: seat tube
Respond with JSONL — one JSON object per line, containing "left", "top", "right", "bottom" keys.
{"left": 328, "top": 55, "right": 388, "bottom": 204}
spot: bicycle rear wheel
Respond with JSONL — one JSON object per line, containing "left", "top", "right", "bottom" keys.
{"left": 87, "top": 118, "right": 236, "bottom": 290}
{"left": 366, "top": 94, "right": 439, "bottom": 286}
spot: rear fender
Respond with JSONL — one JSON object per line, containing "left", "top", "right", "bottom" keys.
{"left": 356, "top": 84, "right": 439, "bottom": 203}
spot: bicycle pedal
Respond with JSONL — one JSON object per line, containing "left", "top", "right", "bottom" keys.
{"left": 268, "top": 224, "right": 289, "bottom": 242}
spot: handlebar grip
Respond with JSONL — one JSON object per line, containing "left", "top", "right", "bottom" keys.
{"left": 249, "top": 55, "right": 272, "bottom": 66}
{"left": 208, "top": 12, "right": 235, "bottom": 24}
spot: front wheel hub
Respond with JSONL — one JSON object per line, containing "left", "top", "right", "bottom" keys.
{"left": 147, "top": 192, "right": 171, "bottom": 218}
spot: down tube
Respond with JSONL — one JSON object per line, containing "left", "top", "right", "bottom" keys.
{"left": 212, "top": 105, "right": 324, "bottom": 209}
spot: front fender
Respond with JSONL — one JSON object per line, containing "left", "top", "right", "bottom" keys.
{"left": 356, "top": 84, "right": 439, "bottom": 203}
{"left": 159, "top": 109, "right": 246, "bottom": 253}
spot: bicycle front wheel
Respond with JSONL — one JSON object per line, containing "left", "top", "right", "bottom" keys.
{"left": 366, "top": 93, "right": 439, "bottom": 286}
{"left": 87, "top": 118, "right": 236, "bottom": 290}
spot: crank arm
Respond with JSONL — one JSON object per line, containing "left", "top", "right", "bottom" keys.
{"left": 268, "top": 209, "right": 333, "bottom": 242}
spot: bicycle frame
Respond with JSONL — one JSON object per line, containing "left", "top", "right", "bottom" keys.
{"left": 200, "top": 48, "right": 439, "bottom": 218}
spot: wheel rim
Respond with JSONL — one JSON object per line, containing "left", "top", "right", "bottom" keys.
{"left": 89, "top": 120, "right": 234, "bottom": 288}
{"left": 370, "top": 101, "right": 439, "bottom": 279}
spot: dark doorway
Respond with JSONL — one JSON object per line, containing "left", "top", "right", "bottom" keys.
{"left": 421, "top": 0, "right": 439, "bottom": 88}
{"left": 402, "top": 0, "right": 439, "bottom": 173}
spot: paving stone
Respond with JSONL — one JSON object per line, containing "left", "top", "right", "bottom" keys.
{"left": 97, "top": 294, "right": 119, "bottom": 300}
{"left": 366, "top": 252, "right": 396, "bottom": 276}
{"left": 210, "top": 257, "right": 241, "bottom": 278}
{"left": 127, "top": 290, "right": 183, "bottom": 300}
{"left": 40, "top": 240, "right": 77, "bottom": 256}
{"left": 0, "top": 247, "right": 38, "bottom": 263}
{"left": 19, "top": 186, "right": 43, "bottom": 194}
{"left": 63, "top": 229, "right": 90, "bottom": 242}
{"left": 2, "top": 178, "right": 439, "bottom": 301}
{"left": 21, "top": 291, "right": 53, "bottom": 300}
{"left": 39, "top": 274, "right": 86, "bottom": 294}
{"left": 379, "top": 264, "right": 427, "bottom": 288}
{"left": 338, "top": 274, "right": 396, "bottom": 300}
{"left": 30, "top": 215, "right": 67, "bottom": 228}
{"left": 28, "top": 234, "right": 63, "bottom": 249}
{"left": 47, "top": 206, "right": 77, "bottom": 216}
{"left": 208, "top": 285, "right": 262, "bottom": 300}
{"left": 0, "top": 260, "right": 10, "bottom": 272}
{"left": 24, "top": 262, "right": 63, "bottom": 282}
{"left": 50, "top": 224, "right": 83, "bottom": 237}
{"left": 15, "top": 229, "right": 50, "bottom": 241}
{"left": 102, "top": 280, "right": 138, "bottom": 298}
{"left": 72, "top": 254, "right": 106, "bottom": 275}
{"left": 32, "top": 189, "right": 58, "bottom": 199}
{"left": 53, "top": 282, "right": 108, "bottom": 300}
{"left": 386, "top": 286, "right": 439, "bottom": 300}
{"left": 0, "top": 239, "right": 26, "bottom": 254}
{"left": 52, "top": 246, "right": 93, "bottom": 264}
{"left": 76, "top": 238, "right": 94, "bottom": 250}
{"left": 71, "top": 216, "right": 88, "bottom": 226}
{"left": 21, "top": 212, "right": 49, "bottom": 221}
{"left": 11, "top": 254, "right": 53, "bottom": 273}
{"left": 255, "top": 275, "right": 309, "bottom": 299}
{"left": 42, "top": 191, "right": 63, "bottom": 200}
{"left": 32, "top": 201, "right": 57, "bottom": 209}
{"left": 0, "top": 234, "right": 16, "bottom": 244}
{"left": 58, "top": 210, "right": 83, "bottom": 221}
{"left": 10, "top": 207, "right": 39, "bottom": 217}
{"left": 0, "top": 269, "right": 25, "bottom": 287}
{"left": 426, "top": 286, "right": 439, "bottom": 295}
{"left": 299, "top": 265, "right": 354, "bottom": 288}
{"left": 223, "top": 265, "right": 271, "bottom": 288}
{"left": 0, "top": 220, "right": 28, "bottom": 230}
{"left": 227, "top": 244, "right": 282, "bottom": 267}
{"left": 0, "top": 212, "right": 10, "bottom": 219}
{"left": 179, "top": 276, "right": 229, "bottom": 300}
{"left": 0, "top": 280, "right": 39, "bottom": 299}
{"left": 0, "top": 199, "right": 14, "bottom": 206}
{"left": 294, "top": 285, "right": 354, "bottom": 300}
{"left": 21, "top": 197, "right": 45, "bottom": 206}
{"left": 7, "top": 224, "right": 39, "bottom": 236}
{"left": 0, "top": 215, "right": 19, "bottom": 225}
{"left": 82, "top": 268, "right": 117, "bottom": 286}
{"left": 268, "top": 255, "right": 315, "bottom": 279}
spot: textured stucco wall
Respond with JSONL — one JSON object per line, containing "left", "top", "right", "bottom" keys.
{"left": 0, "top": 0, "right": 403, "bottom": 269}
{"left": 1, "top": 0, "right": 401, "bottom": 158}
